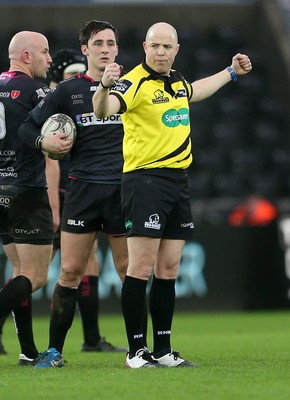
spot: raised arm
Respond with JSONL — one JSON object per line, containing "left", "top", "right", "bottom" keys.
{"left": 190, "top": 53, "right": 252, "bottom": 103}
{"left": 92, "top": 62, "right": 122, "bottom": 118}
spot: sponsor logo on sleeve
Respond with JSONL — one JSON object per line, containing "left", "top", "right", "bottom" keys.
{"left": 176, "top": 88, "right": 187, "bottom": 98}
{"left": 36, "top": 88, "right": 48, "bottom": 98}
{"left": 113, "top": 79, "right": 133, "bottom": 94}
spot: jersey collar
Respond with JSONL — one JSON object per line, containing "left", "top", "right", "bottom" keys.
{"left": 141, "top": 60, "right": 177, "bottom": 98}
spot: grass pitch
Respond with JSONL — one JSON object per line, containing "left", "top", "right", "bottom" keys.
{"left": 1, "top": 310, "right": 290, "bottom": 400}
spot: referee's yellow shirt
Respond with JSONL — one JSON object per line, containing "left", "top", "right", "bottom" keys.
{"left": 110, "top": 62, "right": 193, "bottom": 173}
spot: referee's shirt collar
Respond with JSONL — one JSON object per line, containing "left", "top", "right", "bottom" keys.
{"left": 141, "top": 60, "right": 176, "bottom": 98}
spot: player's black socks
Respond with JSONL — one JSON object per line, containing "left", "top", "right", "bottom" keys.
{"left": 121, "top": 275, "right": 147, "bottom": 355}
{"left": 0, "top": 314, "right": 8, "bottom": 335}
{"left": 0, "top": 278, "right": 12, "bottom": 335}
{"left": 149, "top": 275, "right": 175, "bottom": 353}
{"left": 0, "top": 275, "right": 32, "bottom": 318}
{"left": 12, "top": 296, "right": 38, "bottom": 359}
{"left": 77, "top": 275, "right": 101, "bottom": 345}
{"left": 49, "top": 283, "right": 78, "bottom": 354}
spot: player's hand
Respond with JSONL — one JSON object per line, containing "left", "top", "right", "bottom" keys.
{"left": 41, "top": 132, "right": 73, "bottom": 157}
{"left": 101, "top": 63, "right": 123, "bottom": 88}
{"left": 231, "top": 53, "right": 252, "bottom": 76}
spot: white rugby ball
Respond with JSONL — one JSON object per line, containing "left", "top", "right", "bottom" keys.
{"left": 40, "top": 113, "right": 77, "bottom": 160}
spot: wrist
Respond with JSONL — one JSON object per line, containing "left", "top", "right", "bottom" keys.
{"left": 35, "top": 135, "right": 45, "bottom": 150}
{"left": 227, "top": 66, "right": 238, "bottom": 82}
{"left": 100, "top": 80, "right": 111, "bottom": 89}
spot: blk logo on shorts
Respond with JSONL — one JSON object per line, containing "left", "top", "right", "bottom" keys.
{"left": 67, "top": 219, "right": 85, "bottom": 227}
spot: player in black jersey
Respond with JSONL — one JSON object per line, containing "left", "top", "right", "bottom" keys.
{"left": 19, "top": 21, "right": 129, "bottom": 368}
{"left": 46, "top": 48, "right": 126, "bottom": 353}
{"left": 93, "top": 22, "right": 252, "bottom": 368}
{"left": 0, "top": 31, "right": 73, "bottom": 366}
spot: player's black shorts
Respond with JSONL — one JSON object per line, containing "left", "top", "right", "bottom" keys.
{"left": 61, "top": 179, "right": 126, "bottom": 235}
{"left": 121, "top": 169, "right": 194, "bottom": 239}
{"left": 0, "top": 185, "right": 54, "bottom": 245}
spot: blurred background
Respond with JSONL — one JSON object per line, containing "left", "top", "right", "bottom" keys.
{"left": 1, "top": 0, "right": 290, "bottom": 312}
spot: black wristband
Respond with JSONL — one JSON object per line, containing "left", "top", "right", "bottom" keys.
{"left": 100, "top": 81, "right": 111, "bottom": 89}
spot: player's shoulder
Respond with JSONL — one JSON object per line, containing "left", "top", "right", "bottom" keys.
{"left": 8, "top": 74, "right": 50, "bottom": 99}
{"left": 59, "top": 72, "right": 87, "bottom": 87}
{"left": 56, "top": 73, "right": 87, "bottom": 94}
{"left": 29, "top": 80, "right": 51, "bottom": 100}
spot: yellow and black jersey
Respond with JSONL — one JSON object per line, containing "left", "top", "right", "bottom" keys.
{"left": 110, "top": 62, "right": 193, "bottom": 173}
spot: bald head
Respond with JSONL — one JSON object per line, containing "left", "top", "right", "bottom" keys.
{"left": 8, "top": 31, "right": 51, "bottom": 79}
{"left": 145, "top": 22, "right": 178, "bottom": 45}
{"left": 9, "top": 31, "right": 48, "bottom": 61}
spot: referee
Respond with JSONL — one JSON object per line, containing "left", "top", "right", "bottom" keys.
{"left": 93, "top": 21, "right": 252, "bottom": 368}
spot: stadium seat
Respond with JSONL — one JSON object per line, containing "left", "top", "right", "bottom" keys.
{"left": 212, "top": 173, "right": 248, "bottom": 198}
{"left": 212, "top": 120, "right": 247, "bottom": 149}
{"left": 247, "top": 173, "right": 284, "bottom": 199}
{"left": 194, "top": 149, "right": 229, "bottom": 174}
{"left": 252, "top": 119, "right": 287, "bottom": 148}
{"left": 229, "top": 148, "right": 269, "bottom": 175}
{"left": 188, "top": 172, "right": 213, "bottom": 198}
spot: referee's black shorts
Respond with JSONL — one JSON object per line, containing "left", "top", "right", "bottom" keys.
{"left": 121, "top": 168, "right": 194, "bottom": 240}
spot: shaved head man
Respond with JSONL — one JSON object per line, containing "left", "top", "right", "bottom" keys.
{"left": 8, "top": 31, "right": 51, "bottom": 79}
{"left": 143, "top": 22, "right": 180, "bottom": 75}
{"left": 93, "top": 21, "right": 252, "bottom": 368}
{"left": 0, "top": 30, "right": 72, "bottom": 365}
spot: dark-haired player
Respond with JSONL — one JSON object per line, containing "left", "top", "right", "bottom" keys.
{"left": 46, "top": 48, "right": 127, "bottom": 353}
{"left": 0, "top": 31, "right": 72, "bottom": 365}
{"left": 19, "top": 20, "right": 129, "bottom": 368}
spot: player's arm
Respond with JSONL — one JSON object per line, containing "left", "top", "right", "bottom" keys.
{"left": 92, "top": 62, "right": 121, "bottom": 118}
{"left": 45, "top": 157, "right": 60, "bottom": 233}
{"left": 18, "top": 112, "right": 73, "bottom": 156}
{"left": 190, "top": 53, "right": 252, "bottom": 103}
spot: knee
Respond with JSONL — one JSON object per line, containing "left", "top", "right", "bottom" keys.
{"left": 59, "top": 265, "right": 83, "bottom": 287}
{"left": 31, "top": 273, "right": 48, "bottom": 292}
{"left": 127, "top": 264, "right": 153, "bottom": 281}
{"left": 155, "top": 263, "right": 179, "bottom": 280}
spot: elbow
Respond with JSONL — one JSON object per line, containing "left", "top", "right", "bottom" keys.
{"left": 18, "top": 122, "right": 26, "bottom": 141}
{"left": 18, "top": 119, "right": 40, "bottom": 148}
{"left": 18, "top": 122, "right": 32, "bottom": 147}
{"left": 93, "top": 102, "right": 109, "bottom": 118}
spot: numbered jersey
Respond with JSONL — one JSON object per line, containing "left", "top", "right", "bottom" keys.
{"left": 0, "top": 71, "right": 50, "bottom": 186}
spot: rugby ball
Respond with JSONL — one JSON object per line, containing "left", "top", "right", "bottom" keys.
{"left": 40, "top": 113, "right": 77, "bottom": 160}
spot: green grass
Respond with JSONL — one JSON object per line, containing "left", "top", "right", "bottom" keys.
{"left": 1, "top": 310, "right": 290, "bottom": 400}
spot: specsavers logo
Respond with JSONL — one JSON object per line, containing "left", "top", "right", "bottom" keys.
{"left": 162, "top": 108, "right": 190, "bottom": 128}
